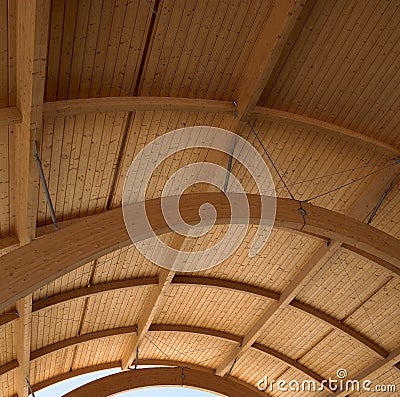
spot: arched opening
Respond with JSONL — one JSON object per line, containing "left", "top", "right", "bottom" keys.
{"left": 28, "top": 367, "right": 264, "bottom": 397}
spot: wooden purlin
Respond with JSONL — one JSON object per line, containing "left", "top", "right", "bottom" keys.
{"left": 215, "top": 166, "right": 400, "bottom": 376}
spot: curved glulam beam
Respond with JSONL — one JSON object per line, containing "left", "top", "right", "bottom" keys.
{"left": 252, "top": 107, "right": 400, "bottom": 155}
{"left": 62, "top": 367, "right": 266, "bottom": 397}
{"left": 38, "top": 97, "right": 400, "bottom": 154}
{"left": 42, "top": 97, "right": 234, "bottom": 119}
{"left": 31, "top": 277, "right": 159, "bottom": 311}
{"left": 0, "top": 324, "right": 325, "bottom": 389}
{"left": 1, "top": 193, "right": 400, "bottom": 312}
{"left": 0, "top": 275, "right": 380, "bottom": 359}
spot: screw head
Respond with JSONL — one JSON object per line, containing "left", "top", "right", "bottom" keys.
{"left": 298, "top": 207, "right": 307, "bottom": 216}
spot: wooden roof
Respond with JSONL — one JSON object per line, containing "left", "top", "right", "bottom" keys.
{"left": 0, "top": 0, "right": 400, "bottom": 396}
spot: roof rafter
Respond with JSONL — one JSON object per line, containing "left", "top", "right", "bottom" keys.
{"left": 233, "top": 0, "right": 310, "bottom": 123}
{"left": 215, "top": 168, "right": 400, "bottom": 376}
{"left": 215, "top": 242, "right": 340, "bottom": 376}
{"left": 120, "top": 268, "right": 175, "bottom": 369}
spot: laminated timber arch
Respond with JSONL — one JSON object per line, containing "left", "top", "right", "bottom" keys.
{"left": 7, "top": 364, "right": 268, "bottom": 397}
{"left": 2, "top": 325, "right": 399, "bottom": 397}
{"left": 0, "top": 324, "right": 326, "bottom": 387}
{"left": 0, "top": 275, "right": 388, "bottom": 359}
{"left": 1, "top": 192, "right": 400, "bottom": 312}
{"left": 39, "top": 97, "right": 400, "bottom": 155}
{"left": 61, "top": 367, "right": 267, "bottom": 397}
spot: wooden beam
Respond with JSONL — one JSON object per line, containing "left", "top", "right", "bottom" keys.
{"left": 216, "top": 168, "right": 399, "bottom": 376}
{"left": 172, "top": 275, "right": 280, "bottom": 301}
{"left": 1, "top": 193, "right": 400, "bottom": 312}
{"left": 252, "top": 107, "right": 400, "bottom": 155}
{"left": 0, "top": 235, "right": 19, "bottom": 256}
{"left": 31, "top": 277, "right": 159, "bottom": 311}
{"left": 121, "top": 269, "right": 174, "bottom": 369}
{"left": 38, "top": 96, "right": 399, "bottom": 155}
{"left": 234, "top": 1, "right": 308, "bottom": 121}
{"left": 215, "top": 242, "right": 340, "bottom": 376}
{"left": 0, "top": 107, "right": 22, "bottom": 126}
{"left": 0, "top": 360, "right": 19, "bottom": 377}
{"left": 290, "top": 300, "right": 388, "bottom": 359}
{"left": 0, "top": 275, "right": 385, "bottom": 360}
{"left": 3, "top": 324, "right": 397, "bottom": 391}
{"left": 23, "top": 363, "right": 121, "bottom": 395}
{"left": 14, "top": 0, "right": 51, "bottom": 395}
{"left": 30, "top": 327, "right": 137, "bottom": 361}
{"left": 42, "top": 96, "right": 234, "bottom": 119}
{"left": 120, "top": 233, "right": 187, "bottom": 370}
{"left": 15, "top": 296, "right": 32, "bottom": 397}
{"left": 331, "top": 344, "right": 400, "bottom": 397}
{"left": 15, "top": 0, "right": 50, "bottom": 245}
{"left": 1, "top": 324, "right": 323, "bottom": 392}
{"left": 36, "top": 94, "right": 399, "bottom": 155}
{"left": 62, "top": 367, "right": 266, "bottom": 397}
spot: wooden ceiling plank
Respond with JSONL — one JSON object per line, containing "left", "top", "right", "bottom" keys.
{"left": 215, "top": 241, "right": 339, "bottom": 376}
{"left": 262, "top": 0, "right": 333, "bottom": 108}
{"left": 331, "top": 344, "right": 400, "bottom": 397}
{"left": 316, "top": 2, "right": 397, "bottom": 129}
{"left": 88, "top": 0, "right": 117, "bottom": 99}
{"left": 67, "top": 0, "right": 91, "bottom": 100}
{"left": 194, "top": 0, "right": 243, "bottom": 100}
{"left": 215, "top": 167, "right": 399, "bottom": 376}
{"left": 183, "top": 1, "right": 230, "bottom": 99}
{"left": 56, "top": 0, "right": 79, "bottom": 101}
{"left": 289, "top": 1, "right": 377, "bottom": 118}
{"left": 166, "top": 0, "right": 209, "bottom": 98}
{"left": 218, "top": 1, "right": 271, "bottom": 102}
{"left": 98, "top": 0, "right": 128, "bottom": 98}
{"left": 151, "top": 0, "right": 188, "bottom": 97}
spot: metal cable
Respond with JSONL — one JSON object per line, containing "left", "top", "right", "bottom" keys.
{"left": 247, "top": 120, "right": 296, "bottom": 200}
{"left": 301, "top": 159, "right": 400, "bottom": 203}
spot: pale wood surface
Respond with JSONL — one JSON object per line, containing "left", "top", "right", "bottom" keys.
{"left": 0, "top": 0, "right": 400, "bottom": 395}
